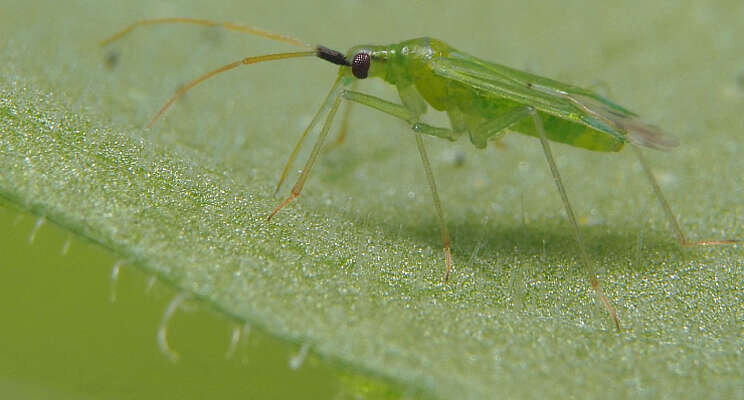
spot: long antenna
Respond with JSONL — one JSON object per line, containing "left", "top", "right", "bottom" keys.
{"left": 100, "top": 17, "right": 313, "bottom": 49}
{"left": 144, "top": 51, "right": 315, "bottom": 128}
{"left": 101, "top": 19, "right": 349, "bottom": 127}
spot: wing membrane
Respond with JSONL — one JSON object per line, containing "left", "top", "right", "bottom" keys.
{"left": 430, "top": 53, "right": 679, "bottom": 150}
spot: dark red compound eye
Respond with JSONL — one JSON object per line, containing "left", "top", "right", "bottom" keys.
{"left": 351, "top": 52, "right": 370, "bottom": 79}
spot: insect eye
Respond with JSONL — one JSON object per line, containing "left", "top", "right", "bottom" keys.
{"left": 351, "top": 52, "right": 370, "bottom": 79}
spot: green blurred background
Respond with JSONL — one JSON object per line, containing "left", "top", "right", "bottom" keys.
{"left": 0, "top": 206, "right": 357, "bottom": 399}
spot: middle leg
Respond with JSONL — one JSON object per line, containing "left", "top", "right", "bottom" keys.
{"left": 341, "top": 89, "right": 457, "bottom": 280}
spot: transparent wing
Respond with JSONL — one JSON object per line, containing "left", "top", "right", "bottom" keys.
{"left": 429, "top": 53, "right": 679, "bottom": 150}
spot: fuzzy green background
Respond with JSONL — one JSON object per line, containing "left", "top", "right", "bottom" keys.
{"left": 1, "top": 1, "right": 742, "bottom": 399}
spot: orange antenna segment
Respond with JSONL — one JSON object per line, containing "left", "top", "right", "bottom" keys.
{"left": 146, "top": 51, "right": 316, "bottom": 128}
{"left": 100, "top": 17, "right": 313, "bottom": 49}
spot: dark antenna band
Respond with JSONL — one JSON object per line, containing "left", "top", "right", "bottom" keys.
{"left": 316, "top": 45, "right": 350, "bottom": 66}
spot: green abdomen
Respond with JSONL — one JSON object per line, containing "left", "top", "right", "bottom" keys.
{"left": 452, "top": 82, "right": 625, "bottom": 152}
{"left": 510, "top": 109, "right": 625, "bottom": 152}
{"left": 406, "top": 44, "right": 626, "bottom": 153}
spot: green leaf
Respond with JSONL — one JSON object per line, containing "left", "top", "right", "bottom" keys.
{"left": 1, "top": 1, "right": 743, "bottom": 399}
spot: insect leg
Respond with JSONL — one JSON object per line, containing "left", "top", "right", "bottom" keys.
{"left": 324, "top": 80, "right": 358, "bottom": 153}
{"left": 274, "top": 79, "right": 343, "bottom": 195}
{"left": 268, "top": 77, "right": 346, "bottom": 220}
{"left": 323, "top": 101, "right": 354, "bottom": 152}
{"left": 530, "top": 108, "right": 621, "bottom": 332}
{"left": 341, "top": 90, "right": 460, "bottom": 140}
{"left": 340, "top": 89, "right": 455, "bottom": 280}
{"left": 632, "top": 146, "right": 738, "bottom": 246}
{"left": 467, "top": 107, "right": 534, "bottom": 148}
{"left": 414, "top": 133, "right": 454, "bottom": 282}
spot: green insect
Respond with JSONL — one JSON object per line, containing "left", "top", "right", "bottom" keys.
{"left": 102, "top": 18, "right": 737, "bottom": 331}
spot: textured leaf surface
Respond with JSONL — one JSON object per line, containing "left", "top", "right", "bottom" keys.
{"left": 1, "top": 1, "right": 743, "bottom": 399}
